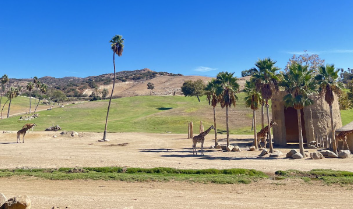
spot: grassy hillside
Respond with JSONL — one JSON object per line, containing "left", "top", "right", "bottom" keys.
{"left": 1, "top": 94, "right": 351, "bottom": 134}
{"left": 0, "top": 94, "right": 259, "bottom": 134}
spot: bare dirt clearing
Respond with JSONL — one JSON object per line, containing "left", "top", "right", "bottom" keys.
{"left": 1, "top": 132, "right": 353, "bottom": 208}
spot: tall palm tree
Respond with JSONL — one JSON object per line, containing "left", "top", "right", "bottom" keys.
{"left": 244, "top": 80, "right": 262, "bottom": 149}
{"left": 315, "top": 64, "right": 343, "bottom": 154}
{"left": 281, "top": 63, "right": 316, "bottom": 156}
{"left": 252, "top": 58, "right": 281, "bottom": 153}
{"left": 215, "top": 72, "right": 239, "bottom": 147}
{"left": 205, "top": 79, "right": 220, "bottom": 146}
{"left": 101, "top": 35, "right": 124, "bottom": 142}
{"left": 26, "top": 82, "right": 34, "bottom": 114}
{"left": 34, "top": 83, "right": 47, "bottom": 114}
{"left": 6, "top": 87, "right": 19, "bottom": 118}
{"left": 0, "top": 74, "right": 9, "bottom": 119}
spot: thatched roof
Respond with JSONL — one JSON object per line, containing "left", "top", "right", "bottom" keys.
{"left": 336, "top": 121, "right": 353, "bottom": 132}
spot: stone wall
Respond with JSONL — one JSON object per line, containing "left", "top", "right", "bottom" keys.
{"left": 272, "top": 91, "right": 342, "bottom": 146}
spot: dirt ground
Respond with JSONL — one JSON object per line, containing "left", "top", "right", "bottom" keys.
{"left": 1, "top": 131, "right": 353, "bottom": 208}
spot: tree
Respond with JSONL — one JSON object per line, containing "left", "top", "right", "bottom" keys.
{"left": 244, "top": 80, "right": 262, "bottom": 149}
{"left": 51, "top": 90, "right": 66, "bottom": 104}
{"left": 252, "top": 58, "right": 281, "bottom": 153}
{"left": 6, "top": 87, "right": 19, "bottom": 118}
{"left": 241, "top": 68, "right": 258, "bottom": 77}
{"left": 315, "top": 64, "right": 343, "bottom": 154}
{"left": 26, "top": 82, "right": 34, "bottom": 114}
{"left": 181, "top": 79, "right": 205, "bottom": 102}
{"left": 281, "top": 63, "right": 316, "bottom": 156}
{"left": 0, "top": 74, "right": 9, "bottom": 119}
{"left": 101, "top": 34, "right": 124, "bottom": 142}
{"left": 205, "top": 79, "right": 220, "bottom": 146}
{"left": 34, "top": 83, "right": 47, "bottom": 114}
{"left": 147, "top": 82, "right": 154, "bottom": 95}
{"left": 215, "top": 72, "right": 239, "bottom": 147}
{"left": 285, "top": 50, "right": 325, "bottom": 73}
{"left": 102, "top": 88, "right": 109, "bottom": 100}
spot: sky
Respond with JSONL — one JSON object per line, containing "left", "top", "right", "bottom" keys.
{"left": 1, "top": 0, "right": 353, "bottom": 79}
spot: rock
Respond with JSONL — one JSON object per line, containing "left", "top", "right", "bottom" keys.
{"left": 286, "top": 149, "right": 298, "bottom": 158}
{"left": 98, "top": 139, "right": 110, "bottom": 142}
{"left": 71, "top": 132, "right": 78, "bottom": 137}
{"left": 292, "top": 153, "right": 304, "bottom": 159}
{"left": 232, "top": 146, "right": 241, "bottom": 152}
{"left": 259, "top": 149, "right": 268, "bottom": 156}
{"left": 2, "top": 195, "right": 31, "bottom": 209}
{"left": 310, "top": 152, "right": 324, "bottom": 159}
{"left": 226, "top": 145, "right": 234, "bottom": 152}
{"left": 338, "top": 150, "right": 351, "bottom": 158}
{"left": 53, "top": 135, "right": 57, "bottom": 138}
{"left": 270, "top": 151, "right": 283, "bottom": 158}
{"left": 214, "top": 145, "right": 222, "bottom": 149}
{"left": 327, "top": 151, "right": 338, "bottom": 158}
{"left": 0, "top": 193, "right": 7, "bottom": 208}
{"left": 320, "top": 150, "right": 332, "bottom": 157}
{"left": 248, "top": 146, "right": 256, "bottom": 151}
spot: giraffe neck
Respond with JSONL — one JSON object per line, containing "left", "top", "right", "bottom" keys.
{"left": 201, "top": 126, "right": 213, "bottom": 136}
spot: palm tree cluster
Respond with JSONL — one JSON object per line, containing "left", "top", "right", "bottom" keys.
{"left": 203, "top": 58, "right": 343, "bottom": 156}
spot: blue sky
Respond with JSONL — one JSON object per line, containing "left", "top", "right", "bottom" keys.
{"left": 1, "top": 0, "right": 352, "bottom": 79}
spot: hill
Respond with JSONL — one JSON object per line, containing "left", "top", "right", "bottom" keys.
{"left": 7, "top": 69, "right": 250, "bottom": 98}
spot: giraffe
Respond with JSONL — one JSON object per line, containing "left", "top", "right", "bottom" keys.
{"left": 257, "top": 121, "right": 277, "bottom": 148}
{"left": 335, "top": 129, "right": 353, "bottom": 152}
{"left": 192, "top": 125, "right": 214, "bottom": 155}
{"left": 17, "top": 123, "right": 36, "bottom": 143}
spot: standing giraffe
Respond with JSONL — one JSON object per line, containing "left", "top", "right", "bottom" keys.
{"left": 17, "top": 123, "right": 36, "bottom": 143}
{"left": 335, "top": 130, "right": 353, "bottom": 152}
{"left": 257, "top": 121, "right": 277, "bottom": 148}
{"left": 192, "top": 125, "right": 214, "bottom": 155}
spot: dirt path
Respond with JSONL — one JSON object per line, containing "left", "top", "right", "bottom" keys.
{"left": 1, "top": 132, "right": 353, "bottom": 208}
{"left": 1, "top": 177, "right": 352, "bottom": 209}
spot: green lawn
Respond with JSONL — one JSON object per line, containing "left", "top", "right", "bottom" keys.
{"left": 1, "top": 93, "right": 350, "bottom": 133}
{"left": 0, "top": 94, "right": 259, "bottom": 134}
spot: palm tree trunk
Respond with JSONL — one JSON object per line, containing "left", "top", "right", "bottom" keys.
{"left": 7, "top": 98, "right": 12, "bottom": 118}
{"left": 297, "top": 109, "right": 305, "bottom": 156}
{"left": 0, "top": 94, "right": 2, "bottom": 118}
{"left": 266, "top": 103, "right": 273, "bottom": 153}
{"left": 226, "top": 105, "right": 229, "bottom": 147}
{"left": 261, "top": 103, "right": 264, "bottom": 129}
{"left": 102, "top": 52, "right": 117, "bottom": 141}
{"left": 253, "top": 109, "right": 258, "bottom": 149}
{"left": 29, "top": 94, "right": 32, "bottom": 114}
{"left": 213, "top": 106, "right": 218, "bottom": 146}
{"left": 34, "top": 98, "right": 41, "bottom": 114}
{"left": 197, "top": 95, "right": 200, "bottom": 102}
{"left": 330, "top": 105, "right": 337, "bottom": 154}
{"left": 1, "top": 99, "right": 8, "bottom": 119}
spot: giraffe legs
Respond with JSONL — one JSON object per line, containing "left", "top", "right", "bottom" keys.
{"left": 22, "top": 132, "right": 26, "bottom": 143}
{"left": 201, "top": 141, "right": 204, "bottom": 156}
{"left": 192, "top": 142, "right": 197, "bottom": 155}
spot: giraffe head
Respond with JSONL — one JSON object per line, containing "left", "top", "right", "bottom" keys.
{"left": 270, "top": 121, "right": 277, "bottom": 126}
{"left": 210, "top": 125, "right": 215, "bottom": 130}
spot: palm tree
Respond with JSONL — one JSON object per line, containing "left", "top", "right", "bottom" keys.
{"left": 34, "top": 83, "right": 47, "bottom": 114}
{"left": 315, "top": 64, "right": 343, "bottom": 154}
{"left": 26, "top": 82, "right": 34, "bottom": 114}
{"left": 6, "top": 87, "right": 19, "bottom": 118}
{"left": 205, "top": 79, "right": 220, "bottom": 146}
{"left": 101, "top": 35, "right": 124, "bottom": 142}
{"left": 252, "top": 58, "right": 281, "bottom": 153}
{"left": 281, "top": 63, "right": 316, "bottom": 156}
{"left": 0, "top": 74, "right": 9, "bottom": 119}
{"left": 244, "top": 80, "right": 262, "bottom": 149}
{"left": 215, "top": 72, "right": 239, "bottom": 147}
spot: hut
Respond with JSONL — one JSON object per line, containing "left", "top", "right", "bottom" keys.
{"left": 271, "top": 91, "right": 342, "bottom": 146}
{"left": 335, "top": 122, "right": 353, "bottom": 152}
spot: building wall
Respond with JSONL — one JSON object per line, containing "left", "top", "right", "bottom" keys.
{"left": 271, "top": 91, "right": 342, "bottom": 146}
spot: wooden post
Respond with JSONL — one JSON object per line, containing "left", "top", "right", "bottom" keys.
{"left": 190, "top": 122, "right": 193, "bottom": 138}
{"left": 316, "top": 135, "right": 318, "bottom": 148}
{"left": 200, "top": 121, "right": 204, "bottom": 133}
{"left": 188, "top": 122, "right": 190, "bottom": 139}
